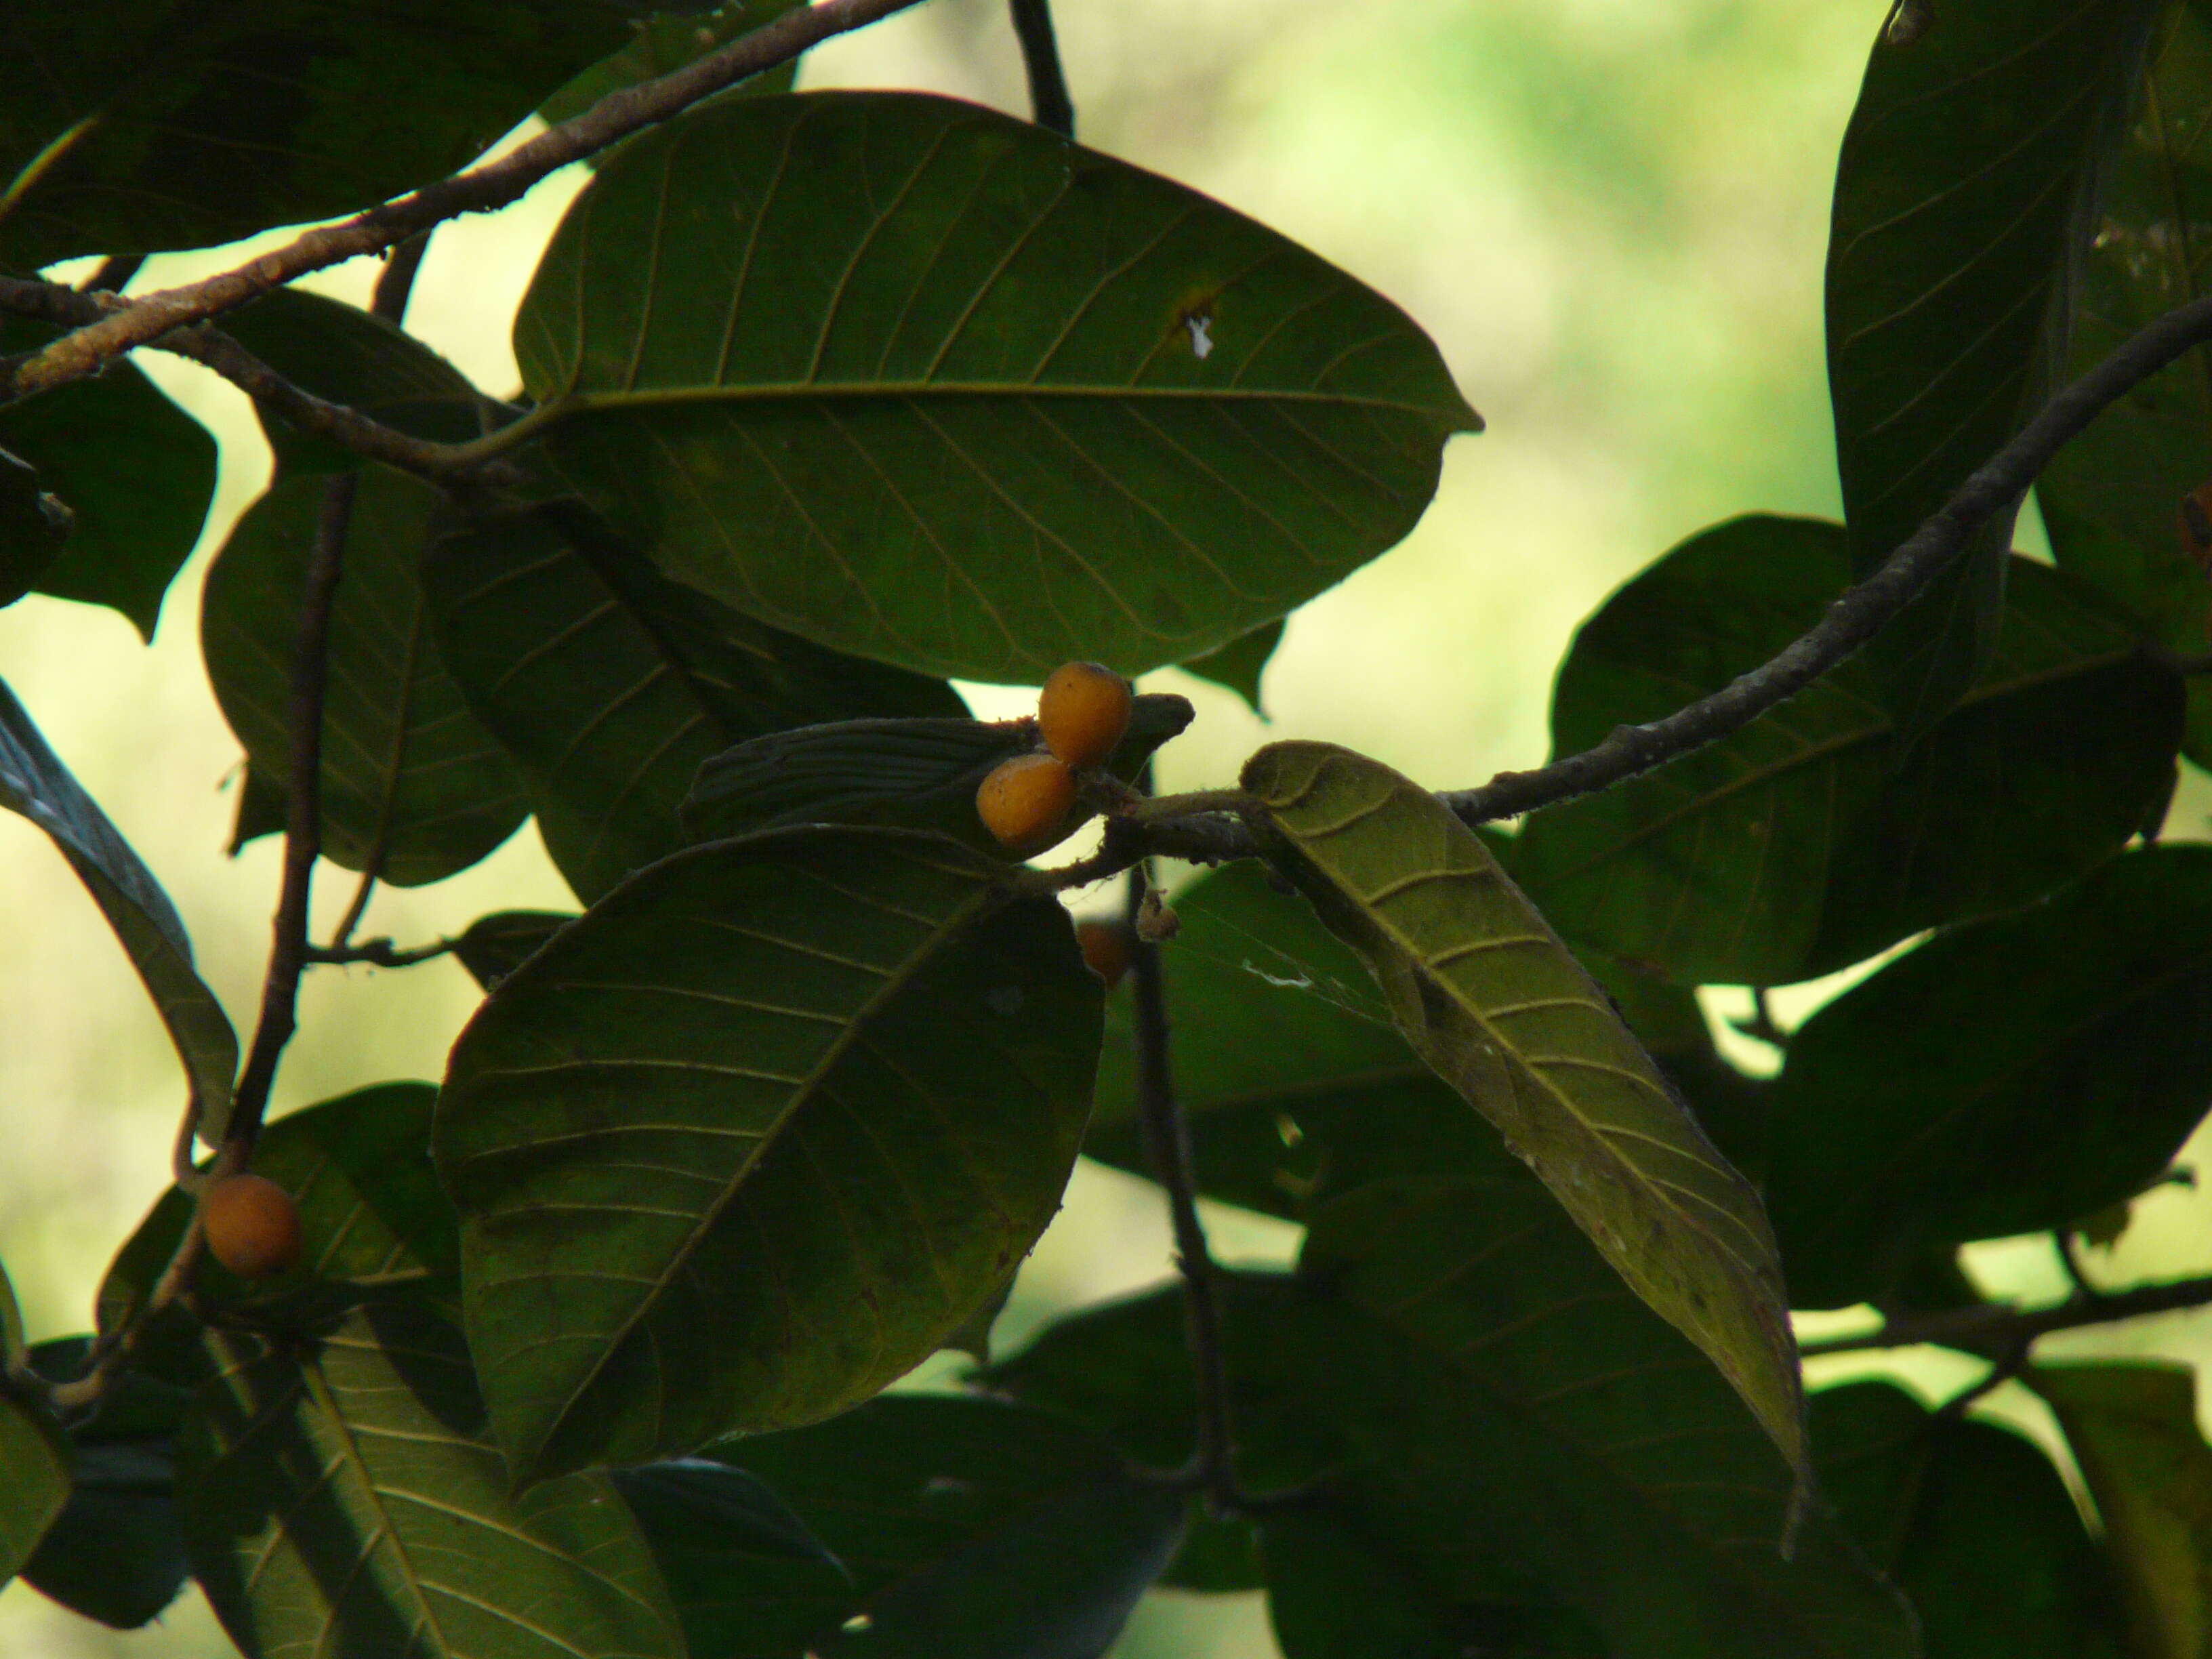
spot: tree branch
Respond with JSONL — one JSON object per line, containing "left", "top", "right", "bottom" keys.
{"left": 1, "top": 0, "right": 936, "bottom": 403}
{"left": 1009, "top": 0, "right": 1076, "bottom": 139}
{"left": 1799, "top": 1273, "right": 2212, "bottom": 1357}
{"left": 303, "top": 935, "right": 457, "bottom": 970}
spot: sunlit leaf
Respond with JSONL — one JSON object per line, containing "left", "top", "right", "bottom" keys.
{"left": 1183, "top": 619, "right": 1283, "bottom": 715}
{"left": 0, "top": 676, "right": 237, "bottom": 1139}
{"left": 435, "top": 827, "right": 1103, "bottom": 1479}
{"left": 1241, "top": 739, "right": 1807, "bottom": 1482}
{"left": 516, "top": 91, "right": 1479, "bottom": 682}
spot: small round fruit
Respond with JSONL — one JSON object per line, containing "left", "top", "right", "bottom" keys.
{"left": 1037, "top": 662, "right": 1133, "bottom": 769}
{"left": 977, "top": 752, "right": 1078, "bottom": 851}
{"left": 201, "top": 1173, "right": 303, "bottom": 1279}
{"left": 1076, "top": 920, "right": 1135, "bottom": 987}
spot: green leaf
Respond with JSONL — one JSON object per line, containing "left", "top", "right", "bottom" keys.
{"left": 0, "top": 1266, "right": 70, "bottom": 1586}
{"left": 1511, "top": 516, "right": 2182, "bottom": 985}
{"left": 0, "top": 441, "right": 68, "bottom": 607}
{"left": 2036, "top": 3, "right": 2212, "bottom": 768}
{"left": 449, "top": 910, "right": 575, "bottom": 991}
{"left": 703, "top": 1395, "right": 1185, "bottom": 1659}
{"left": 20, "top": 1336, "right": 190, "bottom": 1629}
{"left": 202, "top": 467, "right": 532, "bottom": 887}
{"left": 434, "top": 827, "right": 1103, "bottom": 1479}
{"left": 1259, "top": 1510, "right": 1509, "bottom": 1659}
{"left": 226, "top": 760, "right": 289, "bottom": 857}
{"left": 422, "top": 498, "right": 963, "bottom": 901}
{"left": 614, "top": 1456, "right": 842, "bottom": 1650}
{"left": 0, "top": 675, "right": 238, "bottom": 1140}
{"left": 679, "top": 694, "right": 1194, "bottom": 857}
{"left": 178, "top": 1298, "right": 683, "bottom": 1659}
{"left": 1240, "top": 739, "right": 1807, "bottom": 1483}
{"left": 0, "top": 3, "right": 654, "bottom": 266}
{"left": 515, "top": 91, "right": 1479, "bottom": 683}
{"left": 1825, "top": 0, "right": 2164, "bottom": 732}
{"left": 540, "top": 1, "right": 806, "bottom": 129}
{"left": 0, "top": 319, "right": 215, "bottom": 638}
{"left": 1183, "top": 619, "right": 1283, "bottom": 715}
{"left": 1811, "top": 1380, "right": 2123, "bottom": 1659}
{"left": 2033, "top": 1362, "right": 2212, "bottom": 1659}
{"left": 1763, "top": 846, "right": 2212, "bottom": 1309}
{"left": 1286, "top": 1180, "right": 1914, "bottom": 1659}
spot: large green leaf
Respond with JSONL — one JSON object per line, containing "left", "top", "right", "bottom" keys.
{"left": 434, "top": 827, "right": 1103, "bottom": 1479}
{"left": 690, "top": 1395, "right": 1185, "bottom": 1659}
{"left": 514, "top": 91, "right": 1479, "bottom": 682}
{"left": 1240, "top": 740, "right": 1806, "bottom": 1483}
{"left": 422, "top": 498, "right": 962, "bottom": 901}
{"left": 0, "top": 2, "right": 653, "bottom": 266}
{"left": 0, "top": 676, "right": 238, "bottom": 1139}
{"left": 540, "top": 0, "right": 806, "bottom": 129}
{"left": 2034, "top": 1363, "right": 2212, "bottom": 1659}
{"left": 1826, "top": 0, "right": 2164, "bottom": 731}
{"left": 0, "top": 1265, "right": 70, "bottom": 1586}
{"left": 0, "top": 441, "right": 67, "bottom": 606}
{"left": 20, "top": 1336, "right": 190, "bottom": 1630}
{"left": 1259, "top": 1510, "right": 1527, "bottom": 1659}
{"left": 2038, "top": 3, "right": 2212, "bottom": 765}
{"left": 202, "top": 467, "right": 531, "bottom": 886}
{"left": 1763, "top": 847, "right": 2212, "bottom": 1309}
{"left": 0, "top": 316, "right": 215, "bottom": 637}
{"left": 449, "top": 909, "right": 576, "bottom": 991}
{"left": 1511, "top": 516, "right": 2182, "bottom": 986}
{"left": 1812, "top": 1381, "right": 2123, "bottom": 1659}
{"left": 178, "top": 1298, "right": 683, "bottom": 1659}
{"left": 1183, "top": 619, "right": 1283, "bottom": 715}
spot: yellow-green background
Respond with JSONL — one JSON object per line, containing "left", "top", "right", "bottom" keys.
{"left": 7, "top": 1, "right": 2210, "bottom": 1653}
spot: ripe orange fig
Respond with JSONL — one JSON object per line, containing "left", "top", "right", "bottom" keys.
{"left": 1037, "top": 661, "right": 1133, "bottom": 769}
{"left": 1075, "top": 920, "right": 1135, "bottom": 987}
{"left": 977, "top": 752, "right": 1078, "bottom": 851}
{"left": 201, "top": 1172, "right": 303, "bottom": 1279}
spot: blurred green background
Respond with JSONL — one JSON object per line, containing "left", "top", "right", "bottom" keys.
{"left": 7, "top": 1, "right": 2211, "bottom": 1654}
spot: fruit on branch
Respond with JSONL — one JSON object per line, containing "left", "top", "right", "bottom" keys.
{"left": 977, "top": 752, "right": 1078, "bottom": 851}
{"left": 1076, "top": 920, "right": 1135, "bottom": 987}
{"left": 1037, "top": 661, "right": 1133, "bottom": 769}
{"left": 200, "top": 1173, "right": 303, "bottom": 1279}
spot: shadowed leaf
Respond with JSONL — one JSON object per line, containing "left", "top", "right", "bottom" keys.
{"left": 0, "top": 443, "right": 68, "bottom": 607}
{"left": 449, "top": 910, "right": 575, "bottom": 991}
{"left": 1183, "top": 619, "right": 1282, "bottom": 715}
{"left": 0, "top": 1266, "right": 70, "bottom": 1585}
{"left": 541, "top": 0, "right": 806, "bottom": 129}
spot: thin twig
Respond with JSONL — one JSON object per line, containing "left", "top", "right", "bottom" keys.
{"left": 1009, "top": 0, "right": 1076, "bottom": 138}
{"left": 1799, "top": 1272, "right": 2212, "bottom": 1357}
{"left": 1, "top": 0, "right": 936, "bottom": 402}
{"left": 1729, "top": 987, "right": 1789, "bottom": 1050}
{"left": 304, "top": 935, "right": 458, "bottom": 970}
{"left": 2055, "top": 1231, "right": 2103, "bottom": 1301}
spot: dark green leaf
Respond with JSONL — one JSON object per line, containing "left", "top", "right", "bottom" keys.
{"left": 516, "top": 91, "right": 1478, "bottom": 682}
{"left": 1242, "top": 739, "right": 1807, "bottom": 1484}
{"left": 2036, "top": 3, "right": 2212, "bottom": 767}
{"left": 449, "top": 909, "right": 575, "bottom": 991}
{"left": 1812, "top": 1380, "right": 2123, "bottom": 1659}
{"left": 0, "top": 316, "right": 216, "bottom": 638}
{"left": 680, "top": 694, "right": 1193, "bottom": 857}
{"left": 19, "top": 1337, "right": 190, "bottom": 1629}
{"left": 226, "top": 761, "right": 289, "bottom": 857}
{"left": 1511, "top": 516, "right": 2182, "bottom": 985}
{"left": 202, "top": 467, "right": 531, "bottom": 886}
{"left": 0, "top": 1265, "right": 70, "bottom": 1586}
{"left": 2034, "top": 1362, "right": 2212, "bottom": 1659}
{"left": 0, "top": 675, "right": 238, "bottom": 1139}
{"left": 434, "top": 827, "right": 1103, "bottom": 1479}
{"left": 422, "top": 498, "right": 962, "bottom": 900}
{"left": 1826, "top": 0, "right": 2163, "bottom": 731}
{"left": 0, "top": 442, "right": 68, "bottom": 606}
{"left": 704, "top": 1395, "right": 1184, "bottom": 1659}
{"left": 540, "top": 1, "right": 806, "bottom": 129}
{"left": 1183, "top": 619, "right": 1283, "bottom": 715}
{"left": 178, "top": 1298, "right": 682, "bottom": 1659}
{"left": 0, "top": 3, "right": 653, "bottom": 266}
{"left": 1765, "top": 846, "right": 2212, "bottom": 1308}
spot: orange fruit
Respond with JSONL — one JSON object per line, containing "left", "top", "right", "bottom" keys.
{"left": 1075, "top": 920, "right": 1135, "bottom": 987}
{"left": 1037, "top": 662, "right": 1133, "bottom": 769}
{"left": 977, "top": 752, "right": 1078, "bottom": 852}
{"left": 201, "top": 1173, "right": 303, "bottom": 1279}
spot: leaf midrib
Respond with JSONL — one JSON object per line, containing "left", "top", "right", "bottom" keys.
{"left": 547, "top": 382, "right": 1462, "bottom": 422}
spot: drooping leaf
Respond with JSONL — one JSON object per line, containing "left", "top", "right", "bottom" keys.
{"left": 2037, "top": 3, "right": 2212, "bottom": 766}
{"left": 1811, "top": 1380, "right": 2123, "bottom": 1659}
{"left": 694, "top": 1395, "right": 1186, "bottom": 1659}
{"left": 19, "top": 1336, "right": 190, "bottom": 1629}
{"left": 0, "top": 2, "right": 658, "bottom": 266}
{"left": 178, "top": 1298, "right": 683, "bottom": 1659}
{"left": 1511, "top": 516, "right": 2182, "bottom": 985}
{"left": 0, "top": 316, "right": 216, "bottom": 638}
{"left": 515, "top": 91, "right": 1479, "bottom": 683}
{"left": 422, "top": 497, "right": 962, "bottom": 900}
{"left": 1764, "top": 846, "right": 2212, "bottom": 1309}
{"left": 0, "top": 676, "right": 238, "bottom": 1139}
{"left": 679, "top": 694, "right": 1193, "bottom": 857}
{"left": 2034, "top": 1362, "right": 2212, "bottom": 1659}
{"left": 202, "top": 467, "right": 531, "bottom": 886}
{"left": 1183, "top": 619, "right": 1283, "bottom": 715}
{"left": 449, "top": 909, "right": 575, "bottom": 991}
{"left": 434, "top": 827, "right": 1103, "bottom": 1479}
{"left": 1826, "top": 0, "right": 2164, "bottom": 732}
{"left": 0, "top": 1265, "right": 70, "bottom": 1586}
{"left": 1240, "top": 739, "right": 1807, "bottom": 1483}
{"left": 540, "top": 0, "right": 806, "bottom": 129}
